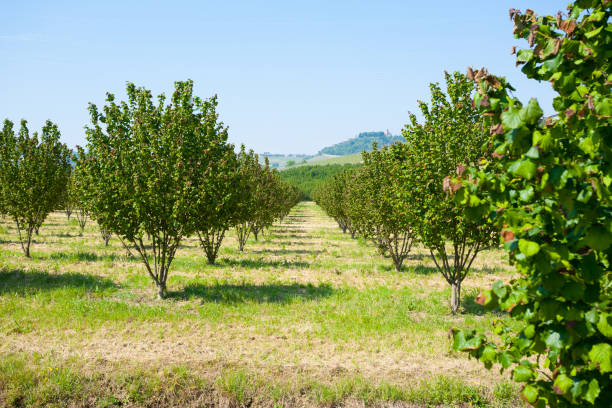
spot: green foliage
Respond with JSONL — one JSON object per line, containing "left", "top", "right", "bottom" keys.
{"left": 77, "top": 80, "right": 235, "bottom": 298}
{"left": 0, "top": 119, "right": 71, "bottom": 257}
{"left": 312, "top": 170, "right": 356, "bottom": 236}
{"left": 319, "top": 131, "right": 405, "bottom": 156}
{"left": 234, "top": 148, "right": 300, "bottom": 251}
{"left": 347, "top": 146, "right": 415, "bottom": 271}
{"left": 452, "top": 2, "right": 611, "bottom": 406}
{"left": 280, "top": 163, "right": 362, "bottom": 200}
{"left": 399, "top": 72, "right": 498, "bottom": 314}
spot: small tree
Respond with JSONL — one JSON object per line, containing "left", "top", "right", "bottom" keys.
{"left": 354, "top": 145, "right": 416, "bottom": 271}
{"left": 79, "top": 80, "right": 234, "bottom": 298}
{"left": 233, "top": 147, "right": 263, "bottom": 252}
{"left": 401, "top": 72, "right": 498, "bottom": 314}
{"left": 452, "top": 2, "right": 611, "bottom": 406}
{"left": 313, "top": 171, "right": 355, "bottom": 236}
{"left": 0, "top": 119, "right": 70, "bottom": 257}
{"left": 67, "top": 173, "right": 88, "bottom": 233}
{"left": 62, "top": 167, "right": 74, "bottom": 220}
{"left": 191, "top": 120, "right": 240, "bottom": 264}
{"left": 99, "top": 226, "right": 111, "bottom": 247}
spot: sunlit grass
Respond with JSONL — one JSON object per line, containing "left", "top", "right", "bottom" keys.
{"left": 0, "top": 203, "right": 524, "bottom": 407}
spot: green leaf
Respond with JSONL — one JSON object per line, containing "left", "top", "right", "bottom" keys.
{"left": 499, "top": 351, "right": 514, "bottom": 369}
{"left": 545, "top": 331, "right": 562, "bottom": 351}
{"left": 501, "top": 107, "right": 523, "bottom": 129}
{"left": 589, "top": 343, "right": 612, "bottom": 373}
{"left": 452, "top": 329, "right": 482, "bottom": 351}
{"left": 582, "top": 225, "right": 612, "bottom": 251}
{"left": 584, "top": 379, "right": 600, "bottom": 404}
{"left": 520, "top": 99, "right": 543, "bottom": 125}
{"left": 508, "top": 159, "right": 537, "bottom": 180}
{"left": 595, "top": 98, "right": 611, "bottom": 117}
{"left": 596, "top": 313, "right": 612, "bottom": 338}
{"left": 518, "top": 239, "right": 540, "bottom": 257}
{"left": 585, "top": 25, "right": 603, "bottom": 38}
{"left": 521, "top": 385, "right": 538, "bottom": 404}
{"left": 553, "top": 374, "right": 573, "bottom": 395}
{"left": 513, "top": 365, "right": 533, "bottom": 382}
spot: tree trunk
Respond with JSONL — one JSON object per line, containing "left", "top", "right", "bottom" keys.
{"left": 253, "top": 230, "right": 259, "bottom": 241}
{"left": 157, "top": 282, "right": 167, "bottom": 299}
{"left": 450, "top": 282, "right": 461, "bottom": 315}
{"left": 392, "top": 255, "right": 403, "bottom": 272}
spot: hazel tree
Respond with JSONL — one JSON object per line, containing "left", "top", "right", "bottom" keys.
{"left": 313, "top": 171, "right": 355, "bottom": 237}
{"left": 0, "top": 119, "right": 71, "bottom": 257}
{"left": 61, "top": 167, "right": 74, "bottom": 220}
{"left": 350, "top": 145, "right": 416, "bottom": 271}
{"left": 78, "top": 80, "right": 234, "bottom": 298}
{"left": 192, "top": 120, "right": 240, "bottom": 264}
{"left": 68, "top": 172, "right": 87, "bottom": 234}
{"left": 451, "top": 2, "right": 611, "bottom": 406}
{"left": 234, "top": 146, "right": 264, "bottom": 252}
{"left": 401, "top": 72, "right": 498, "bottom": 314}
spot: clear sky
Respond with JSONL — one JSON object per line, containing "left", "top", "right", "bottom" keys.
{"left": 1, "top": 1, "right": 568, "bottom": 155}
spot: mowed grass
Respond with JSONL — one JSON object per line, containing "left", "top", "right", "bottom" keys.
{"left": 0, "top": 203, "right": 525, "bottom": 407}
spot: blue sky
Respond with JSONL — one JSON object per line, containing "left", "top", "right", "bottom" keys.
{"left": 1, "top": 1, "right": 568, "bottom": 154}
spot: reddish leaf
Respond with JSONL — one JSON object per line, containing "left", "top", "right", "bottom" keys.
{"left": 466, "top": 67, "right": 474, "bottom": 81}
{"left": 480, "top": 94, "right": 491, "bottom": 107}
{"left": 502, "top": 229, "right": 515, "bottom": 242}
{"left": 587, "top": 95, "right": 595, "bottom": 111}
{"left": 456, "top": 164, "right": 467, "bottom": 177}
{"left": 560, "top": 19, "right": 577, "bottom": 35}
{"left": 491, "top": 124, "right": 504, "bottom": 135}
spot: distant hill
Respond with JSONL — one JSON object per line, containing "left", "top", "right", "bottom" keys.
{"left": 280, "top": 163, "right": 362, "bottom": 200}
{"left": 318, "top": 131, "right": 404, "bottom": 156}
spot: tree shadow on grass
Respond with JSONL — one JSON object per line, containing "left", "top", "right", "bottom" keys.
{"left": 269, "top": 228, "right": 304, "bottom": 234}
{"left": 0, "top": 268, "right": 118, "bottom": 295}
{"left": 48, "top": 251, "right": 137, "bottom": 263}
{"left": 169, "top": 282, "right": 333, "bottom": 304}
{"left": 249, "top": 249, "right": 323, "bottom": 256}
{"left": 217, "top": 258, "right": 310, "bottom": 269}
{"left": 266, "top": 233, "right": 311, "bottom": 239}
{"left": 409, "top": 265, "right": 440, "bottom": 275}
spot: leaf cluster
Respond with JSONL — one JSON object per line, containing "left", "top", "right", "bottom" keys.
{"left": 451, "top": 2, "right": 611, "bottom": 406}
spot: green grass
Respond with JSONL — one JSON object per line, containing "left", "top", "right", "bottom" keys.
{"left": 298, "top": 152, "right": 363, "bottom": 167}
{"left": 0, "top": 203, "right": 525, "bottom": 407}
{"left": 0, "top": 354, "right": 523, "bottom": 408}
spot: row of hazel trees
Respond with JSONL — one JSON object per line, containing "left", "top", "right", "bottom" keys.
{"left": 0, "top": 120, "right": 71, "bottom": 257}
{"left": 0, "top": 80, "right": 300, "bottom": 299}
{"left": 314, "top": 72, "right": 498, "bottom": 314}
{"left": 75, "top": 80, "right": 299, "bottom": 298}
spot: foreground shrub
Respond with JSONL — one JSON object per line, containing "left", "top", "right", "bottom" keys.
{"left": 452, "top": 1, "right": 611, "bottom": 406}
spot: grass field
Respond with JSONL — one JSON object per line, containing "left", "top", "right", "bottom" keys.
{"left": 0, "top": 202, "right": 525, "bottom": 407}
{"left": 298, "top": 153, "right": 363, "bottom": 167}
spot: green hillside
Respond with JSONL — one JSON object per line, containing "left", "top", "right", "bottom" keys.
{"left": 280, "top": 163, "right": 362, "bottom": 200}
{"left": 318, "top": 131, "right": 404, "bottom": 155}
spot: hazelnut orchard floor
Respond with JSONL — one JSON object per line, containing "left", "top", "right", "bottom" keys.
{"left": 0, "top": 202, "right": 524, "bottom": 406}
